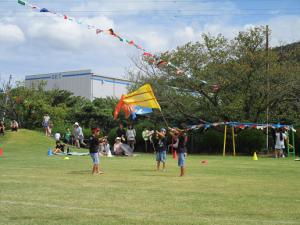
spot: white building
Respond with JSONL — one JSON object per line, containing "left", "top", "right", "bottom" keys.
{"left": 25, "top": 69, "right": 132, "bottom": 100}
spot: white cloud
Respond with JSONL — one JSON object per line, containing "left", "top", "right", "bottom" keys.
{"left": 1, "top": 0, "right": 300, "bottom": 83}
{"left": 175, "top": 26, "right": 201, "bottom": 43}
{"left": 267, "top": 15, "right": 300, "bottom": 46}
{"left": 0, "top": 23, "right": 25, "bottom": 45}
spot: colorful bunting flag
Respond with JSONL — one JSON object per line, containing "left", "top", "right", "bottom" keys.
{"left": 18, "top": 0, "right": 25, "bottom": 6}
{"left": 17, "top": 0, "right": 210, "bottom": 84}
{"left": 40, "top": 8, "right": 49, "bottom": 13}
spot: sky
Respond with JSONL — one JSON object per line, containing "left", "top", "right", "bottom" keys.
{"left": 0, "top": 0, "right": 300, "bottom": 83}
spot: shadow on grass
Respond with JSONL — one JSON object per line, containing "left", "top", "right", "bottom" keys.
{"left": 67, "top": 170, "right": 91, "bottom": 175}
{"left": 130, "top": 169, "right": 154, "bottom": 172}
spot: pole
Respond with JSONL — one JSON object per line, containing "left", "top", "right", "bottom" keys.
{"left": 266, "top": 25, "right": 270, "bottom": 152}
{"left": 292, "top": 128, "right": 295, "bottom": 158}
{"left": 223, "top": 125, "right": 227, "bottom": 156}
{"left": 232, "top": 126, "right": 236, "bottom": 157}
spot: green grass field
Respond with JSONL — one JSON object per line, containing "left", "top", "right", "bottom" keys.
{"left": 1, "top": 129, "right": 300, "bottom": 225}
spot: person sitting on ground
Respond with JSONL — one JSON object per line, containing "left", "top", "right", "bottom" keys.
{"left": 0, "top": 121, "right": 5, "bottom": 135}
{"left": 53, "top": 140, "right": 65, "bottom": 154}
{"left": 113, "top": 137, "right": 123, "bottom": 155}
{"left": 99, "top": 137, "right": 112, "bottom": 157}
{"left": 10, "top": 120, "right": 19, "bottom": 132}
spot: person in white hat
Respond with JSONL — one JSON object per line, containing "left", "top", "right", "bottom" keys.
{"left": 73, "top": 122, "right": 85, "bottom": 148}
{"left": 113, "top": 137, "right": 123, "bottom": 155}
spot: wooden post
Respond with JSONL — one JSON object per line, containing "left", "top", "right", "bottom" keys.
{"left": 223, "top": 125, "right": 227, "bottom": 156}
{"left": 232, "top": 126, "right": 236, "bottom": 156}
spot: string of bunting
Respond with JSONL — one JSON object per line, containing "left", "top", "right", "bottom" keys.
{"left": 186, "top": 121, "right": 296, "bottom": 132}
{"left": 17, "top": 0, "right": 187, "bottom": 76}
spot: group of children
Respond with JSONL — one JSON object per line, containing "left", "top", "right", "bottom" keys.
{"left": 88, "top": 125, "right": 187, "bottom": 176}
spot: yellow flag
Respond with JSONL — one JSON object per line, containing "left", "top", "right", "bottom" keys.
{"left": 123, "top": 84, "right": 161, "bottom": 110}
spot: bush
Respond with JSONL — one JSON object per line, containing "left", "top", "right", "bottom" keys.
{"left": 187, "top": 129, "right": 224, "bottom": 154}
{"left": 292, "top": 125, "right": 299, "bottom": 156}
{"left": 236, "top": 129, "right": 265, "bottom": 155}
{"left": 200, "top": 129, "right": 224, "bottom": 154}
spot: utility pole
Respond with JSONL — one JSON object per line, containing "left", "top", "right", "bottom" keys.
{"left": 266, "top": 25, "right": 270, "bottom": 152}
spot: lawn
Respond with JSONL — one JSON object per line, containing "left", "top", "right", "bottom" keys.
{"left": 0, "top": 129, "right": 300, "bottom": 225}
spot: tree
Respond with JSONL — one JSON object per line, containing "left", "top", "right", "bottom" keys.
{"left": 128, "top": 26, "right": 300, "bottom": 125}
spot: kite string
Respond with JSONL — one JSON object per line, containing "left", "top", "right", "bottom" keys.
{"left": 160, "top": 110, "right": 169, "bottom": 129}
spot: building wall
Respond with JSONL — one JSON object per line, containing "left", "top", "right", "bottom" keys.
{"left": 91, "top": 75, "right": 130, "bottom": 99}
{"left": 25, "top": 70, "right": 132, "bottom": 100}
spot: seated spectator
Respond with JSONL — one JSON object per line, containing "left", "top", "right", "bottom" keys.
{"left": 0, "top": 121, "right": 5, "bottom": 135}
{"left": 100, "top": 137, "right": 112, "bottom": 157}
{"left": 11, "top": 120, "right": 19, "bottom": 132}
{"left": 53, "top": 140, "right": 65, "bottom": 154}
{"left": 113, "top": 137, "right": 123, "bottom": 155}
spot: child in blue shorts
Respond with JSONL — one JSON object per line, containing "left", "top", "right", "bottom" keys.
{"left": 153, "top": 128, "right": 167, "bottom": 171}
{"left": 89, "top": 127, "right": 104, "bottom": 175}
{"left": 169, "top": 127, "right": 187, "bottom": 176}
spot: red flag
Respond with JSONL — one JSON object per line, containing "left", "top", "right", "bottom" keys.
{"left": 108, "top": 28, "right": 115, "bottom": 36}
{"left": 157, "top": 60, "right": 167, "bottom": 67}
{"left": 96, "top": 29, "right": 103, "bottom": 34}
{"left": 143, "top": 52, "right": 153, "bottom": 57}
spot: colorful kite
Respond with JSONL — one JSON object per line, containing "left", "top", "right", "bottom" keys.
{"left": 114, "top": 84, "right": 160, "bottom": 119}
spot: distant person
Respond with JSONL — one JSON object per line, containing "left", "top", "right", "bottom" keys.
{"left": 89, "top": 127, "right": 104, "bottom": 175}
{"left": 48, "top": 121, "right": 53, "bottom": 137}
{"left": 54, "top": 132, "right": 61, "bottom": 141}
{"left": 126, "top": 124, "right": 136, "bottom": 151}
{"left": 116, "top": 123, "right": 126, "bottom": 143}
{"left": 275, "top": 128, "right": 287, "bottom": 158}
{"left": 100, "top": 137, "right": 112, "bottom": 157}
{"left": 142, "top": 127, "right": 154, "bottom": 152}
{"left": 64, "top": 128, "right": 72, "bottom": 144}
{"left": 42, "top": 114, "right": 50, "bottom": 136}
{"left": 0, "top": 121, "right": 5, "bottom": 135}
{"left": 113, "top": 137, "right": 123, "bottom": 155}
{"left": 73, "top": 122, "right": 85, "bottom": 148}
{"left": 153, "top": 128, "right": 168, "bottom": 171}
{"left": 53, "top": 140, "right": 65, "bottom": 154}
{"left": 10, "top": 120, "right": 19, "bottom": 132}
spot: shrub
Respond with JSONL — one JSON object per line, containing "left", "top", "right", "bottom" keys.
{"left": 236, "top": 129, "right": 265, "bottom": 155}
{"left": 199, "top": 129, "right": 224, "bottom": 154}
